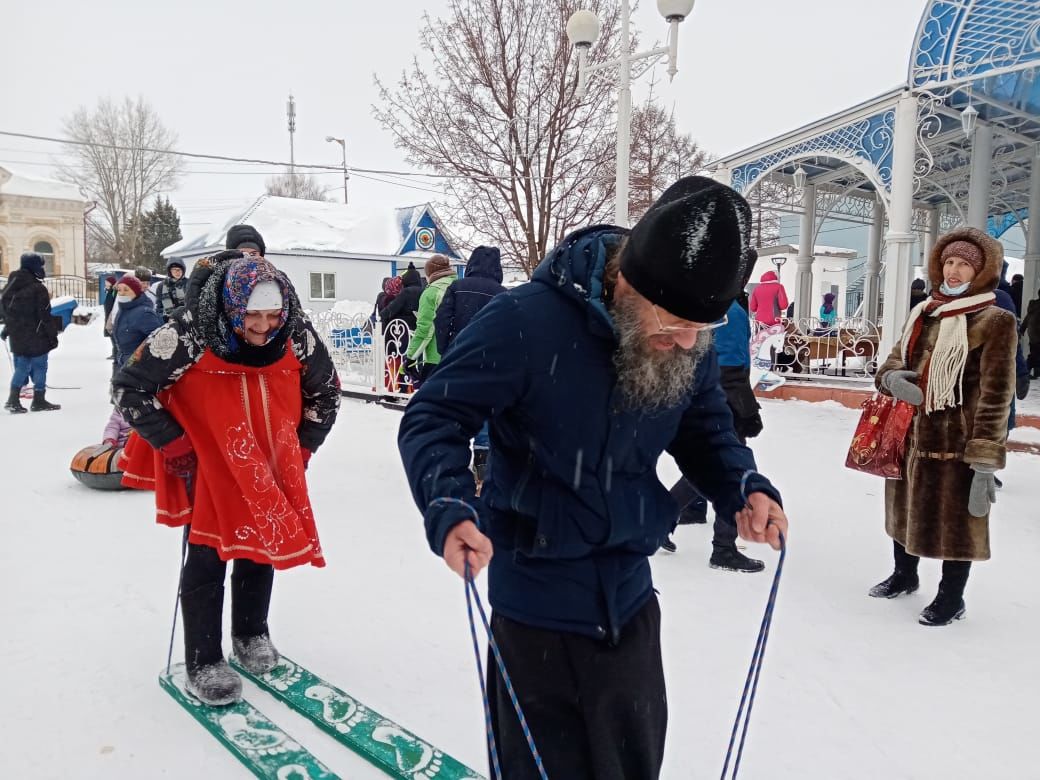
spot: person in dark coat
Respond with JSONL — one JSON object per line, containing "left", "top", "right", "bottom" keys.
{"left": 155, "top": 258, "right": 189, "bottom": 320}
{"left": 1021, "top": 289, "right": 1040, "bottom": 378}
{"left": 1010, "top": 274, "right": 1024, "bottom": 316}
{"left": 103, "top": 275, "right": 118, "bottom": 358}
{"left": 379, "top": 263, "right": 422, "bottom": 330}
{"left": 1, "top": 253, "right": 60, "bottom": 413}
{"left": 909, "top": 278, "right": 928, "bottom": 310}
{"left": 112, "top": 274, "right": 163, "bottom": 368}
{"left": 434, "top": 245, "right": 507, "bottom": 482}
{"left": 665, "top": 290, "right": 768, "bottom": 572}
{"left": 398, "top": 177, "right": 787, "bottom": 779}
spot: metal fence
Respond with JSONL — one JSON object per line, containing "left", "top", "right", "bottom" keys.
{"left": 310, "top": 312, "right": 418, "bottom": 401}
{"left": 751, "top": 316, "right": 881, "bottom": 382}
{"left": 43, "top": 275, "right": 96, "bottom": 307}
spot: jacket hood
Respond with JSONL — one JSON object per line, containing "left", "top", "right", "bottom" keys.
{"left": 401, "top": 265, "right": 422, "bottom": 288}
{"left": 532, "top": 225, "right": 627, "bottom": 339}
{"left": 465, "top": 246, "right": 503, "bottom": 283}
{"left": 760, "top": 271, "right": 778, "bottom": 283}
{"left": 929, "top": 227, "right": 1002, "bottom": 294}
{"left": 166, "top": 257, "right": 186, "bottom": 273}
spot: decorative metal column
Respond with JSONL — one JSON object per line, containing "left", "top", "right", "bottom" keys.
{"left": 864, "top": 198, "right": 884, "bottom": 323}
{"left": 879, "top": 93, "right": 920, "bottom": 360}
{"left": 923, "top": 207, "right": 939, "bottom": 284}
{"left": 795, "top": 183, "right": 816, "bottom": 320}
{"left": 966, "top": 123, "right": 994, "bottom": 230}
{"left": 1024, "top": 149, "right": 1040, "bottom": 355}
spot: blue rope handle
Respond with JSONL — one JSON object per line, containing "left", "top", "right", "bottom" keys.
{"left": 430, "top": 497, "right": 548, "bottom": 780}
{"left": 721, "top": 472, "right": 787, "bottom": 780}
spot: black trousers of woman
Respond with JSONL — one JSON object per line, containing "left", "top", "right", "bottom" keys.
{"left": 179, "top": 540, "right": 274, "bottom": 672}
{"left": 893, "top": 539, "right": 971, "bottom": 597}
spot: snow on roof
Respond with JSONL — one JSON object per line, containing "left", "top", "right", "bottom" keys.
{"left": 758, "top": 243, "right": 858, "bottom": 258}
{"left": 0, "top": 166, "right": 85, "bottom": 203}
{"left": 163, "top": 195, "right": 404, "bottom": 258}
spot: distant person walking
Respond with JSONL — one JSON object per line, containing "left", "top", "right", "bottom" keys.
{"left": 1, "top": 253, "right": 61, "bottom": 413}
{"left": 749, "top": 270, "right": 789, "bottom": 326}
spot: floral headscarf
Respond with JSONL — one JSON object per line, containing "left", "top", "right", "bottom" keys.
{"left": 222, "top": 258, "right": 290, "bottom": 345}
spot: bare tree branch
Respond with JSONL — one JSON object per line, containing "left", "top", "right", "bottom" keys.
{"left": 265, "top": 170, "right": 332, "bottom": 201}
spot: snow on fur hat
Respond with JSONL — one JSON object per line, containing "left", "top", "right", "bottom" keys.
{"left": 424, "top": 254, "right": 454, "bottom": 283}
{"left": 225, "top": 224, "right": 266, "bottom": 256}
{"left": 20, "top": 252, "right": 45, "bottom": 279}
{"left": 222, "top": 258, "right": 289, "bottom": 343}
{"left": 620, "top": 176, "right": 753, "bottom": 323}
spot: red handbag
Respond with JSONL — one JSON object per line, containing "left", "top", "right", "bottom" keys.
{"left": 845, "top": 394, "right": 915, "bottom": 479}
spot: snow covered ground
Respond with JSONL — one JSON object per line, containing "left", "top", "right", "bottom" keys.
{"left": 2, "top": 323, "right": 1038, "bottom": 779}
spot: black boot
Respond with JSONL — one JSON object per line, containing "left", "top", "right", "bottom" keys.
{"left": 919, "top": 561, "right": 970, "bottom": 627}
{"left": 870, "top": 540, "right": 920, "bottom": 598}
{"left": 660, "top": 536, "right": 677, "bottom": 553}
{"left": 30, "top": 390, "right": 60, "bottom": 412}
{"left": 181, "top": 583, "right": 241, "bottom": 705}
{"left": 4, "top": 387, "right": 27, "bottom": 414}
{"left": 710, "top": 546, "right": 765, "bottom": 573}
{"left": 230, "top": 560, "right": 278, "bottom": 674}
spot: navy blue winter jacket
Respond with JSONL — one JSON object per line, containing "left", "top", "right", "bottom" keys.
{"left": 114, "top": 294, "right": 163, "bottom": 368}
{"left": 398, "top": 225, "right": 782, "bottom": 642}
{"left": 434, "top": 246, "right": 507, "bottom": 355}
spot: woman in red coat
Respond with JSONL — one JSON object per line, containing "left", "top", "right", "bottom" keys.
{"left": 114, "top": 249, "right": 341, "bottom": 705}
{"left": 748, "top": 270, "right": 789, "bottom": 326}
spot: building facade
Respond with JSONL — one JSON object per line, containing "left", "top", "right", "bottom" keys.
{"left": 0, "top": 166, "right": 88, "bottom": 278}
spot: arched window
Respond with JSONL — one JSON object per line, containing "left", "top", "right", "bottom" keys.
{"left": 33, "top": 241, "right": 55, "bottom": 275}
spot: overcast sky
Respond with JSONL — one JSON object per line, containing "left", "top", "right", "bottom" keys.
{"left": 1, "top": 0, "right": 931, "bottom": 238}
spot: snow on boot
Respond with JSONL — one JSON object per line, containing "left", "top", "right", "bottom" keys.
{"left": 232, "top": 634, "right": 280, "bottom": 675}
{"left": 185, "top": 659, "right": 243, "bottom": 706}
{"left": 868, "top": 571, "right": 920, "bottom": 599}
{"left": 919, "top": 586, "right": 966, "bottom": 626}
{"left": 710, "top": 547, "right": 765, "bottom": 573}
{"left": 5, "top": 388, "right": 27, "bottom": 414}
{"left": 30, "top": 390, "right": 60, "bottom": 412}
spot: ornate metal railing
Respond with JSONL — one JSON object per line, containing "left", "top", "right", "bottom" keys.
{"left": 310, "top": 312, "right": 418, "bottom": 401}
{"left": 751, "top": 316, "right": 881, "bottom": 381}
{"left": 43, "top": 275, "right": 95, "bottom": 307}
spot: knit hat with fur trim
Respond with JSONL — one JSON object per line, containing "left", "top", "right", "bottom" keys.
{"left": 620, "top": 176, "right": 753, "bottom": 323}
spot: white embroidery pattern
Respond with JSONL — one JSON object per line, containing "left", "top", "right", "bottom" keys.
{"left": 149, "top": 326, "right": 180, "bottom": 360}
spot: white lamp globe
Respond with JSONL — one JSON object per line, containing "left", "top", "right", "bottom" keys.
{"left": 657, "top": 0, "right": 696, "bottom": 21}
{"left": 566, "top": 10, "right": 601, "bottom": 48}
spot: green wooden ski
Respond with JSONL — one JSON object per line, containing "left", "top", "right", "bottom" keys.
{"left": 231, "top": 654, "right": 485, "bottom": 780}
{"left": 160, "top": 664, "right": 340, "bottom": 780}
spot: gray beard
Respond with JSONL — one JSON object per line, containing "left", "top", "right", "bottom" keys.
{"left": 611, "top": 295, "right": 712, "bottom": 411}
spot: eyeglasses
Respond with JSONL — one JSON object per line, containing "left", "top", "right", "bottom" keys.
{"left": 650, "top": 304, "right": 728, "bottom": 335}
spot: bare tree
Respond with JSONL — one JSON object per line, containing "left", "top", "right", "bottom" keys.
{"left": 58, "top": 96, "right": 181, "bottom": 264}
{"left": 264, "top": 170, "right": 332, "bottom": 202}
{"left": 747, "top": 176, "right": 787, "bottom": 248}
{"left": 627, "top": 87, "right": 712, "bottom": 223}
{"left": 375, "top": 0, "right": 632, "bottom": 277}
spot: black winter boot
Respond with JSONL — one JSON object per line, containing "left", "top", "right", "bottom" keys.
{"left": 30, "top": 390, "right": 60, "bottom": 411}
{"left": 660, "top": 536, "right": 678, "bottom": 553}
{"left": 231, "top": 560, "right": 278, "bottom": 674}
{"left": 5, "top": 387, "right": 27, "bottom": 414}
{"left": 870, "top": 541, "right": 920, "bottom": 598}
{"left": 181, "top": 582, "right": 241, "bottom": 705}
{"left": 919, "top": 561, "right": 970, "bottom": 626}
{"left": 710, "top": 546, "right": 765, "bottom": 573}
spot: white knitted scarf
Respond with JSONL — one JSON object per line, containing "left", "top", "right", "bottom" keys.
{"left": 898, "top": 292, "right": 995, "bottom": 414}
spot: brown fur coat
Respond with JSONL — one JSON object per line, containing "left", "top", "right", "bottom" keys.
{"left": 875, "top": 227, "right": 1017, "bottom": 561}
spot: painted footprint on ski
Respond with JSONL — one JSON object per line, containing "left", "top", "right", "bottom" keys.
{"left": 277, "top": 766, "right": 316, "bottom": 780}
{"left": 219, "top": 712, "right": 295, "bottom": 756}
{"left": 263, "top": 658, "right": 304, "bottom": 691}
{"left": 372, "top": 722, "right": 442, "bottom": 778}
{"left": 305, "top": 684, "right": 366, "bottom": 734}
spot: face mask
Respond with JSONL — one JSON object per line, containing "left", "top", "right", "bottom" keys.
{"left": 940, "top": 281, "right": 971, "bottom": 297}
{"left": 116, "top": 294, "right": 133, "bottom": 304}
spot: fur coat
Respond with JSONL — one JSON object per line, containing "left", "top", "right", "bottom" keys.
{"left": 875, "top": 227, "right": 1017, "bottom": 561}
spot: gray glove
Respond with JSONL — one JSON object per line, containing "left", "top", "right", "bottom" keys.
{"left": 882, "top": 369, "right": 924, "bottom": 406}
{"left": 968, "top": 465, "right": 997, "bottom": 518}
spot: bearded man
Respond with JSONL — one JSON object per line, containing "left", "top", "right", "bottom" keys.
{"left": 398, "top": 177, "right": 788, "bottom": 779}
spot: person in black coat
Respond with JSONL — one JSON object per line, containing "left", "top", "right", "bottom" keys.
{"left": 112, "top": 275, "right": 163, "bottom": 368}
{"left": 102, "top": 275, "right": 118, "bottom": 359}
{"left": 398, "top": 177, "right": 787, "bottom": 778}
{"left": 2, "top": 253, "right": 60, "bottom": 413}
{"left": 434, "top": 246, "right": 507, "bottom": 355}
{"left": 379, "top": 263, "right": 422, "bottom": 330}
{"left": 909, "top": 278, "right": 928, "bottom": 310}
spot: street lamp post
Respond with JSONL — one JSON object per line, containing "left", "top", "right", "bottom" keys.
{"left": 567, "top": 0, "right": 697, "bottom": 226}
{"left": 325, "top": 136, "right": 350, "bottom": 205}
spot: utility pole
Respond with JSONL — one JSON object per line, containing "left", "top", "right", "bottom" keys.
{"left": 287, "top": 93, "right": 297, "bottom": 196}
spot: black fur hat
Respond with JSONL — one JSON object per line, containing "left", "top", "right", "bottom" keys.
{"left": 225, "top": 224, "right": 266, "bottom": 256}
{"left": 620, "top": 176, "right": 753, "bottom": 323}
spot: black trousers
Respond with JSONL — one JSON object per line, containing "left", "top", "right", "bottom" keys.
{"left": 180, "top": 541, "right": 274, "bottom": 671}
{"left": 669, "top": 478, "right": 738, "bottom": 551}
{"left": 487, "top": 595, "right": 667, "bottom": 780}
{"left": 893, "top": 540, "right": 971, "bottom": 598}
